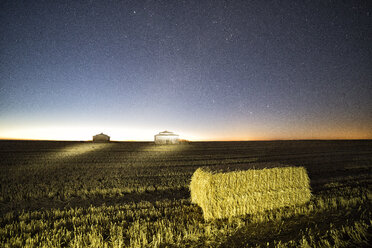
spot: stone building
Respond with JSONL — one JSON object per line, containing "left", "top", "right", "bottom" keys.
{"left": 93, "top": 133, "right": 110, "bottom": 142}
{"left": 154, "top": 131, "right": 179, "bottom": 144}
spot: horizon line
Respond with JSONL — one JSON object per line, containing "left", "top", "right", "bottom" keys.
{"left": 1, "top": 138, "right": 371, "bottom": 142}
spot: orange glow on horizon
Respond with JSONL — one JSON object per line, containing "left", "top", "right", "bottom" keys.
{"left": 1, "top": 133, "right": 371, "bottom": 142}
{"left": 0, "top": 123, "right": 371, "bottom": 141}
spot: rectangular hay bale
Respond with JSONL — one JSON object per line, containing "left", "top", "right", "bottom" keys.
{"left": 190, "top": 166, "right": 311, "bottom": 220}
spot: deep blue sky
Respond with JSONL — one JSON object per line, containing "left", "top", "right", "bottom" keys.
{"left": 1, "top": 0, "right": 371, "bottom": 140}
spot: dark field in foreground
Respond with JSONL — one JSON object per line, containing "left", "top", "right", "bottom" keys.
{"left": 0, "top": 140, "right": 371, "bottom": 247}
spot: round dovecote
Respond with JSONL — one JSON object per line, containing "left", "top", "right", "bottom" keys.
{"left": 154, "top": 131, "right": 180, "bottom": 144}
{"left": 93, "top": 133, "right": 110, "bottom": 142}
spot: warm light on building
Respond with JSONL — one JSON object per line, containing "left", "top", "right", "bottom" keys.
{"left": 154, "top": 130, "right": 180, "bottom": 144}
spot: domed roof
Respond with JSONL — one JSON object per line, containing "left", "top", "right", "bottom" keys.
{"left": 94, "top": 133, "right": 109, "bottom": 137}
{"left": 156, "top": 130, "right": 179, "bottom": 136}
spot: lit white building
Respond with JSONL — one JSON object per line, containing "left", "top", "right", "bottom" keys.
{"left": 93, "top": 133, "right": 110, "bottom": 142}
{"left": 154, "top": 131, "right": 180, "bottom": 144}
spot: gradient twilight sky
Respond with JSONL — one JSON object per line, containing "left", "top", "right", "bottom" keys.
{"left": 0, "top": 0, "right": 371, "bottom": 141}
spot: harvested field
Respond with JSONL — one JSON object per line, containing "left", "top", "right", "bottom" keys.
{"left": 0, "top": 140, "right": 371, "bottom": 247}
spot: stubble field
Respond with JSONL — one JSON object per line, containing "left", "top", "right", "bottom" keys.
{"left": 0, "top": 140, "right": 371, "bottom": 247}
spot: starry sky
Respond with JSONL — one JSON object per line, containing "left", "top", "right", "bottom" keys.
{"left": 0, "top": 0, "right": 371, "bottom": 141}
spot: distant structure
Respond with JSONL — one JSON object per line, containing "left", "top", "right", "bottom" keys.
{"left": 154, "top": 131, "right": 180, "bottom": 145}
{"left": 93, "top": 133, "right": 110, "bottom": 142}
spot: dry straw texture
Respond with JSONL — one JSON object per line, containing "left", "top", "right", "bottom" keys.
{"left": 190, "top": 166, "right": 311, "bottom": 220}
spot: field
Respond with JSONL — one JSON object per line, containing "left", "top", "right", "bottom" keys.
{"left": 0, "top": 140, "right": 371, "bottom": 247}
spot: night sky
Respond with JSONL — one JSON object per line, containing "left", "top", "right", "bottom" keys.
{"left": 1, "top": 0, "right": 371, "bottom": 141}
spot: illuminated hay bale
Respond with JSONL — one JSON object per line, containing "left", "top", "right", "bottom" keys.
{"left": 190, "top": 166, "right": 311, "bottom": 220}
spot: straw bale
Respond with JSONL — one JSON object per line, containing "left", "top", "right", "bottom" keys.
{"left": 190, "top": 166, "right": 311, "bottom": 220}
